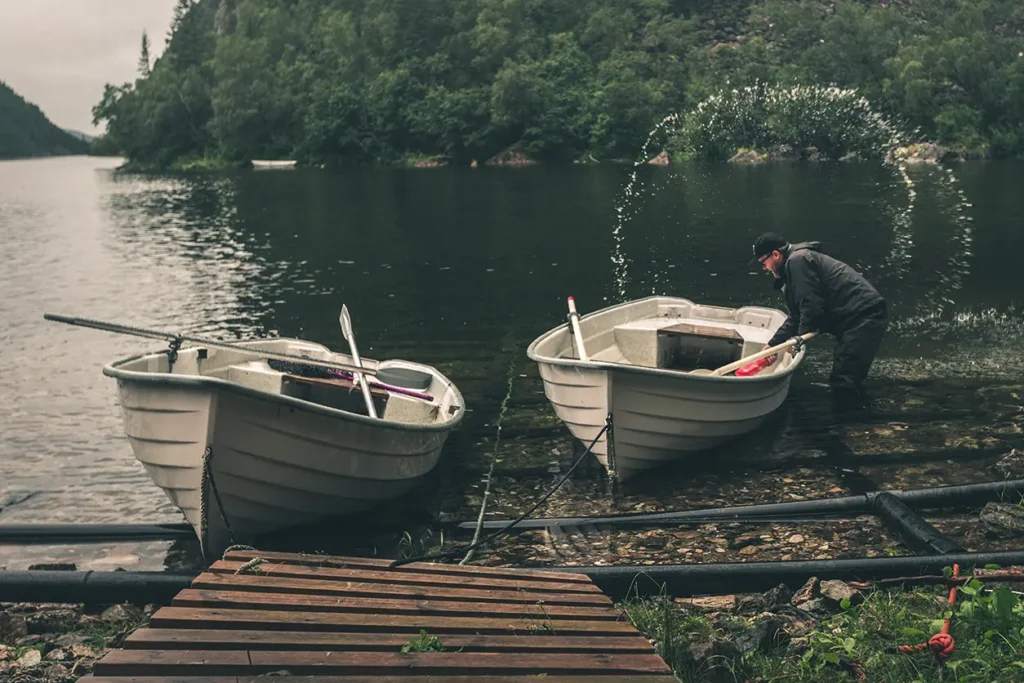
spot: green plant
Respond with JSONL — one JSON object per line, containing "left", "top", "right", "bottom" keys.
{"left": 401, "top": 629, "right": 445, "bottom": 653}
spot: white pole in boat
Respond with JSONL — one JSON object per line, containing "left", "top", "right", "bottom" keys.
{"left": 339, "top": 305, "right": 379, "bottom": 419}
{"left": 696, "top": 331, "right": 818, "bottom": 377}
{"left": 567, "top": 296, "right": 590, "bottom": 362}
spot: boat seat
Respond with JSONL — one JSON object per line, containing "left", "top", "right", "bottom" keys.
{"left": 613, "top": 319, "right": 745, "bottom": 370}
{"left": 225, "top": 361, "right": 285, "bottom": 393}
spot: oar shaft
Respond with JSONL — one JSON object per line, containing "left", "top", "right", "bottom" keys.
{"left": 43, "top": 313, "right": 376, "bottom": 376}
{"left": 712, "top": 331, "right": 817, "bottom": 376}
{"left": 567, "top": 297, "right": 589, "bottom": 361}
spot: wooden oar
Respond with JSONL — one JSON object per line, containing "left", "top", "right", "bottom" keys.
{"left": 566, "top": 296, "right": 590, "bottom": 361}
{"left": 339, "top": 304, "right": 378, "bottom": 418}
{"left": 691, "top": 331, "right": 818, "bottom": 377}
{"left": 43, "top": 312, "right": 377, "bottom": 376}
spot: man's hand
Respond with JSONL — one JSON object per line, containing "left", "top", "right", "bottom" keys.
{"left": 789, "top": 335, "right": 805, "bottom": 354}
{"left": 760, "top": 344, "right": 779, "bottom": 364}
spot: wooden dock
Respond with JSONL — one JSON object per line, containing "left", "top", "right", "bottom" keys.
{"left": 81, "top": 548, "right": 680, "bottom": 681}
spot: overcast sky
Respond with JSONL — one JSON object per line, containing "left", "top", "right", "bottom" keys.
{"left": 0, "top": 1, "right": 178, "bottom": 134}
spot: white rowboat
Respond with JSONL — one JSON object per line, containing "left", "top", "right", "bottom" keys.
{"left": 527, "top": 296, "right": 806, "bottom": 481}
{"left": 103, "top": 338, "right": 464, "bottom": 560}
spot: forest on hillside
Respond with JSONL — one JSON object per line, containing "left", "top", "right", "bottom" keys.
{"left": 0, "top": 81, "right": 90, "bottom": 159}
{"left": 92, "top": 0, "right": 1024, "bottom": 169}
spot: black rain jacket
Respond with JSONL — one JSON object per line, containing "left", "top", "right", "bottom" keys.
{"left": 767, "top": 242, "right": 885, "bottom": 346}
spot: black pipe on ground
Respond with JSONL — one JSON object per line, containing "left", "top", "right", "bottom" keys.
{"left": 871, "top": 493, "right": 964, "bottom": 555}
{"left": 0, "top": 571, "right": 199, "bottom": 605}
{"left": 0, "top": 523, "right": 195, "bottom": 545}
{"left": 456, "top": 478, "right": 1024, "bottom": 531}
{"left": 544, "top": 550, "right": 1024, "bottom": 600}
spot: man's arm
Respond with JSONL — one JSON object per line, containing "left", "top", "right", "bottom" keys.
{"left": 787, "top": 255, "right": 825, "bottom": 335}
{"left": 767, "top": 280, "right": 800, "bottom": 347}
{"left": 767, "top": 313, "right": 798, "bottom": 347}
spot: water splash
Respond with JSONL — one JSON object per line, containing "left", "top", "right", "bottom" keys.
{"left": 609, "top": 83, "right": 974, "bottom": 320}
{"left": 610, "top": 112, "right": 681, "bottom": 301}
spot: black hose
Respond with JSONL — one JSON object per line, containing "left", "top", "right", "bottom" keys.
{"left": 871, "top": 492, "right": 964, "bottom": 555}
{"left": 456, "top": 478, "right": 1024, "bottom": 532}
{"left": 541, "top": 550, "right": 1024, "bottom": 600}
{"left": 0, "top": 571, "right": 198, "bottom": 605}
{"left": 0, "top": 523, "right": 194, "bottom": 545}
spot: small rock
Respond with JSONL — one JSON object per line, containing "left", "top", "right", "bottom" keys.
{"left": 52, "top": 634, "right": 86, "bottom": 648}
{"left": 17, "top": 649, "right": 42, "bottom": 667}
{"left": 795, "top": 598, "right": 826, "bottom": 613}
{"left": 100, "top": 604, "right": 145, "bottom": 623}
{"left": 44, "top": 662, "right": 73, "bottom": 682}
{"left": 28, "top": 609, "right": 80, "bottom": 634}
{"left": 730, "top": 148, "right": 768, "bottom": 164}
{"left": 0, "top": 644, "right": 13, "bottom": 661}
{"left": 760, "top": 584, "right": 793, "bottom": 611}
{"left": 791, "top": 577, "right": 819, "bottom": 605}
{"left": 733, "top": 616, "right": 786, "bottom": 654}
{"left": 70, "top": 643, "right": 99, "bottom": 659}
{"left": 731, "top": 534, "right": 761, "bottom": 549}
{"left": 820, "top": 580, "right": 863, "bottom": 605}
{"left": 788, "top": 635, "right": 810, "bottom": 652}
{"left": 787, "top": 534, "right": 805, "bottom": 544}
{"left": 684, "top": 638, "right": 741, "bottom": 679}
{"left": 980, "top": 502, "right": 1024, "bottom": 538}
{"left": 994, "top": 449, "right": 1024, "bottom": 478}
{"left": 26, "top": 563, "right": 77, "bottom": 572}
{"left": 647, "top": 150, "right": 670, "bottom": 166}
{"left": 16, "top": 635, "right": 43, "bottom": 647}
{"left": 45, "top": 648, "right": 71, "bottom": 662}
{"left": 777, "top": 613, "right": 818, "bottom": 639}
{"left": 0, "top": 612, "right": 28, "bottom": 640}
{"left": 739, "top": 545, "right": 759, "bottom": 555}
{"left": 676, "top": 595, "right": 736, "bottom": 612}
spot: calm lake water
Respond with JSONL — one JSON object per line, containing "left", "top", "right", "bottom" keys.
{"left": 1, "top": 155, "right": 1022, "bottom": 570}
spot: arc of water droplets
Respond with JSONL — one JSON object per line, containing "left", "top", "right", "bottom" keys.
{"left": 608, "top": 83, "right": 976, "bottom": 323}
{"left": 611, "top": 113, "right": 681, "bottom": 302}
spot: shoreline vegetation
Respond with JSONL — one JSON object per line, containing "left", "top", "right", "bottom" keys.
{"left": 106, "top": 141, "right": 999, "bottom": 174}
{"left": 90, "top": 0, "right": 1024, "bottom": 172}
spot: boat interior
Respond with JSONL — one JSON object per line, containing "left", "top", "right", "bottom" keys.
{"left": 545, "top": 298, "right": 797, "bottom": 375}
{"left": 118, "top": 339, "right": 461, "bottom": 425}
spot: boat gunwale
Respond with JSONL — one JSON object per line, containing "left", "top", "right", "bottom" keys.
{"left": 525, "top": 295, "right": 807, "bottom": 384}
{"left": 102, "top": 339, "right": 466, "bottom": 434}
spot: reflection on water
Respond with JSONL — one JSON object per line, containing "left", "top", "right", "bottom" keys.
{"left": 0, "top": 156, "right": 1021, "bottom": 570}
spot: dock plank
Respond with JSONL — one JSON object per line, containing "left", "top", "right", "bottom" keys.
{"left": 189, "top": 572, "right": 613, "bottom": 606}
{"left": 94, "top": 650, "right": 673, "bottom": 676}
{"left": 171, "top": 589, "right": 620, "bottom": 620}
{"left": 83, "top": 677, "right": 684, "bottom": 682}
{"left": 222, "top": 550, "right": 594, "bottom": 583}
{"left": 149, "top": 606, "right": 636, "bottom": 635}
{"left": 125, "top": 629, "right": 655, "bottom": 653}
{"left": 210, "top": 560, "right": 601, "bottom": 594}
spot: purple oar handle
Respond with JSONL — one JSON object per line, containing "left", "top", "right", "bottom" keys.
{"left": 336, "top": 371, "right": 433, "bottom": 401}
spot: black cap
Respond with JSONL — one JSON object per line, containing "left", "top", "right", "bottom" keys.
{"left": 748, "top": 232, "right": 787, "bottom": 266}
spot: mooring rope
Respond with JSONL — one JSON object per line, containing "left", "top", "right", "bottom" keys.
{"left": 388, "top": 417, "right": 611, "bottom": 569}
{"left": 459, "top": 350, "right": 518, "bottom": 565}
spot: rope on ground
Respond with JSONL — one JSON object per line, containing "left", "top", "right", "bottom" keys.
{"left": 896, "top": 563, "right": 959, "bottom": 664}
{"left": 387, "top": 417, "right": 612, "bottom": 569}
{"left": 460, "top": 349, "right": 518, "bottom": 565}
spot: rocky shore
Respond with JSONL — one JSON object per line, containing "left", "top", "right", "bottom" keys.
{"left": 0, "top": 601, "right": 151, "bottom": 682}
